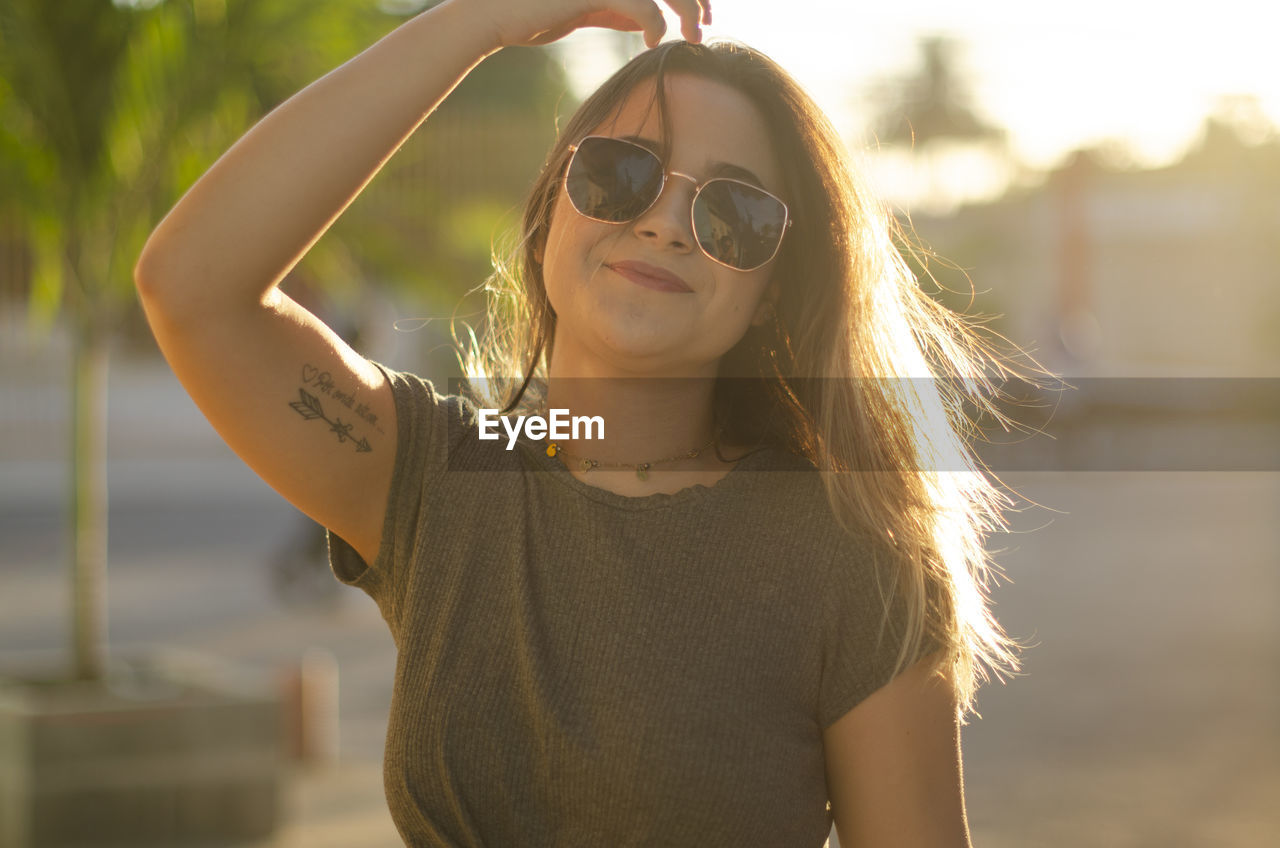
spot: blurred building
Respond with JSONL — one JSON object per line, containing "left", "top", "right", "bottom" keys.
{"left": 909, "top": 115, "right": 1280, "bottom": 378}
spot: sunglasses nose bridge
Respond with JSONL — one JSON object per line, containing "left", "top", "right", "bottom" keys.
{"left": 649, "top": 169, "right": 699, "bottom": 208}
{"left": 633, "top": 169, "right": 699, "bottom": 248}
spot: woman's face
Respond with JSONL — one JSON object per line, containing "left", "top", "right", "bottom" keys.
{"left": 540, "top": 73, "right": 784, "bottom": 378}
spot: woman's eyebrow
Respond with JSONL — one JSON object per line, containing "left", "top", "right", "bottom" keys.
{"left": 619, "top": 134, "right": 768, "bottom": 189}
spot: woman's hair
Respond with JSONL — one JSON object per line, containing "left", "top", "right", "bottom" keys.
{"left": 461, "top": 39, "right": 1036, "bottom": 720}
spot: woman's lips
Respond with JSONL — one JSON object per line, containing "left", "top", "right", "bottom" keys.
{"left": 607, "top": 261, "right": 692, "bottom": 293}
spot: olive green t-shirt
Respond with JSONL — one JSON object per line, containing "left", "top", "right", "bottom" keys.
{"left": 328, "top": 365, "right": 916, "bottom": 847}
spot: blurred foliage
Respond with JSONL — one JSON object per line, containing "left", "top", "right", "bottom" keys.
{"left": 1, "top": 0, "right": 370, "bottom": 329}
{"left": 0, "top": 0, "right": 574, "bottom": 682}
{"left": 323, "top": 36, "right": 573, "bottom": 312}
{"left": 0, "top": 0, "right": 573, "bottom": 336}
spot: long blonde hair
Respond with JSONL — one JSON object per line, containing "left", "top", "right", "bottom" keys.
{"left": 461, "top": 40, "right": 1036, "bottom": 719}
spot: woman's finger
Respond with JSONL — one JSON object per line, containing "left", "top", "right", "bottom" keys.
{"left": 603, "top": 0, "right": 669, "bottom": 48}
{"left": 661, "top": 0, "right": 706, "bottom": 43}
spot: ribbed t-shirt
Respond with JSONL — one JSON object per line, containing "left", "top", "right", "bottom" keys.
{"left": 328, "top": 365, "right": 917, "bottom": 847}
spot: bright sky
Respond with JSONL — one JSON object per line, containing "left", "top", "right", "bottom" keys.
{"left": 558, "top": 0, "right": 1280, "bottom": 174}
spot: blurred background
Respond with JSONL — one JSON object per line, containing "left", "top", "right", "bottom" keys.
{"left": 1, "top": 0, "right": 1276, "bottom": 845}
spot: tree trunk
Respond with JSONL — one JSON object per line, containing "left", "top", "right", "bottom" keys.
{"left": 69, "top": 285, "right": 109, "bottom": 682}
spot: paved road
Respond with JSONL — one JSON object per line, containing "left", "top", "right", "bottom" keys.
{"left": 2, "top": 355, "right": 1277, "bottom": 846}
{"left": 963, "top": 471, "right": 1278, "bottom": 847}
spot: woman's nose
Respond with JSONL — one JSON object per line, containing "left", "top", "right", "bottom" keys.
{"left": 631, "top": 173, "right": 697, "bottom": 253}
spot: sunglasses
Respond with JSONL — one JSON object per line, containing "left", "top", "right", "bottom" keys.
{"left": 564, "top": 135, "right": 793, "bottom": 272}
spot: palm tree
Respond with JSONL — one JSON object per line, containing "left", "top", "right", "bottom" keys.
{"left": 865, "top": 35, "right": 1008, "bottom": 207}
{"left": 871, "top": 36, "right": 1003, "bottom": 149}
{"left": 1, "top": 0, "right": 573, "bottom": 684}
{"left": 3, "top": 0, "right": 146, "bottom": 683}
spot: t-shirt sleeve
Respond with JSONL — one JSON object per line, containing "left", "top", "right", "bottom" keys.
{"left": 326, "top": 363, "right": 453, "bottom": 628}
{"left": 818, "top": 539, "right": 935, "bottom": 729}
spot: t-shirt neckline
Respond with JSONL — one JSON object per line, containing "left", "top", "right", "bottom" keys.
{"left": 514, "top": 438, "right": 778, "bottom": 511}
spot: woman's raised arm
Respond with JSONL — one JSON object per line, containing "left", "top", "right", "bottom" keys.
{"left": 133, "top": 0, "right": 707, "bottom": 564}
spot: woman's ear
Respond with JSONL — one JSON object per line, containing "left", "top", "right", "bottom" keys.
{"left": 750, "top": 280, "right": 781, "bottom": 327}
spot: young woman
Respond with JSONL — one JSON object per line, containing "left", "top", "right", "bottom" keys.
{"left": 136, "top": 0, "right": 1023, "bottom": 844}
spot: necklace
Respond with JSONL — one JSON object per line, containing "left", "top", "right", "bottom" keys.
{"left": 545, "top": 426, "right": 723, "bottom": 481}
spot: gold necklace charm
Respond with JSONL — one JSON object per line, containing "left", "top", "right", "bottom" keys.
{"left": 544, "top": 427, "right": 721, "bottom": 479}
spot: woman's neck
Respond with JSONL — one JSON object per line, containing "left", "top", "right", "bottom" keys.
{"left": 543, "top": 375, "right": 717, "bottom": 467}
{"left": 540, "top": 339, "right": 742, "bottom": 487}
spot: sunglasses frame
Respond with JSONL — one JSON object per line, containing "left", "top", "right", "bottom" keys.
{"left": 564, "top": 135, "right": 793, "bottom": 273}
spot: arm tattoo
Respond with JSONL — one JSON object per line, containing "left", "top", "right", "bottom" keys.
{"left": 289, "top": 387, "right": 373, "bottom": 453}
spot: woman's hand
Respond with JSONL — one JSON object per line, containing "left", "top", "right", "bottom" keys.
{"left": 472, "top": 0, "right": 711, "bottom": 50}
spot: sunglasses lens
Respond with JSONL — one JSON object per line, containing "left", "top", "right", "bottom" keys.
{"left": 566, "top": 137, "right": 663, "bottom": 222}
{"left": 694, "top": 180, "right": 788, "bottom": 271}
{"left": 566, "top": 136, "right": 790, "bottom": 271}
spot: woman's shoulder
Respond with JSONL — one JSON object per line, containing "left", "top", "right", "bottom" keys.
{"left": 374, "top": 364, "right": 484, "bottom": 425}
{"left": 367, "top": 364, "right": 521, "bottom": 480}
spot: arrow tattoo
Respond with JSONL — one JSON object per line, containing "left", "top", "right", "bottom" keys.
{"left": 289, "top": 388, "right": 372, "bottom": 453}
